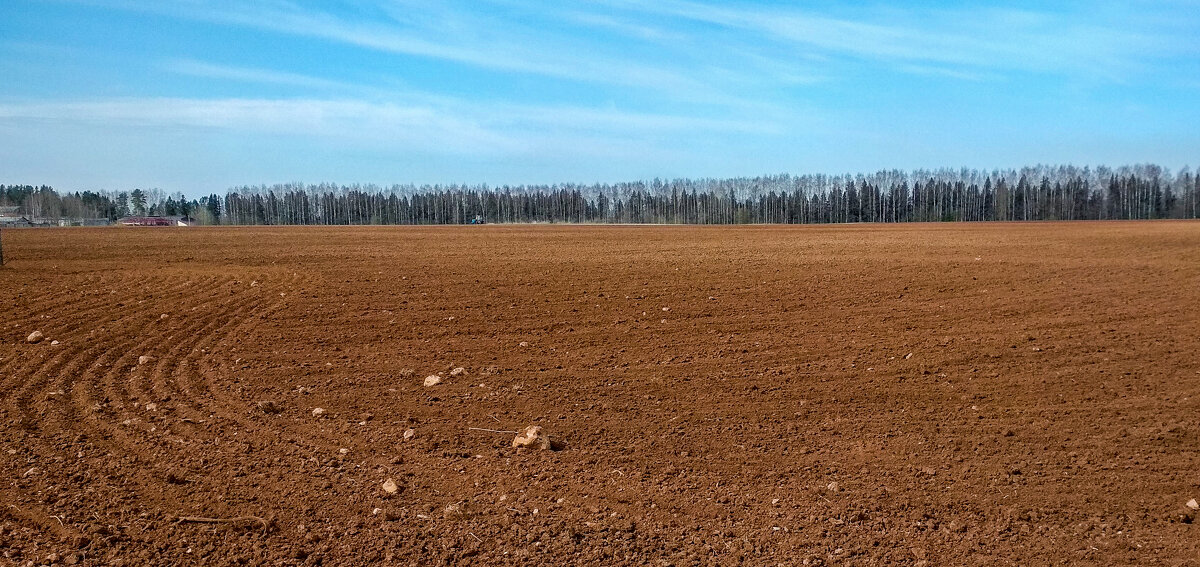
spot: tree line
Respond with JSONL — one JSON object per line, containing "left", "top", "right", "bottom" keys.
{"left": 3, "top": 164, "right": 1198, "bottom": 226}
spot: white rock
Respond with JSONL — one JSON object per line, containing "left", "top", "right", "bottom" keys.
{"left": 138, "top": 355, "right": 155, "bottom": 365}
{"left": 26, "top": 331, "right": 45, "bottom": 344}
{"left": 403, "top": 428, "right": 416, "bottom": 440}
{"left": 512, "top": 425, "right": 552, "bottom": 450}
{"left": 144, "top": 403, "right": 158, "bottom": 412}
{"left": 338, "top": 448, "right": 349, "bottom": 455}
{"left": 311, "top": 407, "right": 326, "bottom": 418}
{"left": 449, "top": 367, "right": 466, "bottom": 377}
{"left": 382, "top": 478, "right": 399, "bottom": 495}
{"left": 423, "top": 375, "right": 443, "bottom": 387}
{"left": 1188, "top": 498, "right": 1199, "bottom": 510}
{"left": 50, "top": 340, "right": 60, "bottom": 346}
{"left": 826, "top": 481, "right": 840, "bottom": 492}
{"left": 519, "top": 341, "right": 529, "bottom": 347}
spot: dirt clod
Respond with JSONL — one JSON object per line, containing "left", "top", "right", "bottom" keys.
{"left": 512, "top": 425, "right": 552, "bottom": 450}
{"left": 257, "top": 400, "right": 283, "bottom": 414}
{"left": 443, "top": 502, "right": 468, "bottom": 519}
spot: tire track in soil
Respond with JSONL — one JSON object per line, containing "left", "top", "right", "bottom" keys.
{"left": 0, "top": 274, "right": 234, "bottom": 545}
{"left": 2, "top": 273, "right": 117, "bottom": 323}
{"left": 2, "top": 276, "right": 296, "bottom": 560}
{"left": 128, "top": 285, "right": 269, "bottom": 428}
{"left": 70, "top": 276, "right": 269, "bottom": 460}
{"left": 0, "top": 272, "right": 201, "bottom": 431}
{"left": 1, "top": 276, "right": 270, "bottom": 530}
{"left": 52, "top": 271, "right": 343, "bottom": 538}
{"left": 34, "top": 275, "right": 236, "bottom": 434}
{"left": 3, "top": 273, "right": 219, "bottom": 342}
{"left": 189, "top": 289, "right": 351, "bottom": 452}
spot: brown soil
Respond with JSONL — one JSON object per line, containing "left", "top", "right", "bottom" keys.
{"left": 1, "top": 222, "right": 1199, "bottom": 566}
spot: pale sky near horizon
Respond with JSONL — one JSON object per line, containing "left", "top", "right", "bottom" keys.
{"left": 1, "top": 0, "right": 1198, "bottom": 198}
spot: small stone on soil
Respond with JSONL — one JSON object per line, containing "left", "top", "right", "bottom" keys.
{"left": 1188, "top": 498, "right": 1199, "bottom": 510}
{"left": 424, "top": 375, "right": 443, "bottom": 387}
{"left": 449, "top": 367, "right": 466, "bottom": 376}
{"left": 382, "top": 478, "right": 399, "bottom": 495}
{"left": 512, "top": 425, "right": 552, "bottom": 450}
{"left": 26, "top": 331, "right": 45, "bottom": 344}
{"left": 138, "top": 355, "right": 155, "bottom": 365}
{"left": 403, "top": 428, "right": 416, "bottom": 440}
{"left": 311, "top": 407, "right": 327, "bottom": 418}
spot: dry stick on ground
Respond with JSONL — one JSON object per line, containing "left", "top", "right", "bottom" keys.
{"left": 175, "top": 515, "right": 272, "bottom": 530}
{"left": 468, "top": 427, "right": 518, "bottom": 434}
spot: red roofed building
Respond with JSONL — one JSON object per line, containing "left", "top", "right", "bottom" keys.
{"left": 119, "top": 216, "right": 183, "bottom": 227}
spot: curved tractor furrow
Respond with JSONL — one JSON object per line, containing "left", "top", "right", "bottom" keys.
{"left": 190, "top": 294, "right": 351, "bottom": 452}
{"left": 0, "top": 284, "right": 222, "bottom": 554}
{"left": 130, "top": 289, "right": 270, "bottom": 428}
{"left": 1, "top": 273, "right": 122, "bottom": 322}
{"left": 0, "top": 275, "right": 170, "bottom": 432}
{"left": 5, "top": 273, "right": 222, "bottom": 342}
{"left": 0, "top": 279, "right": 296, "bottom": 557}
{"left": 69, "top": 278, "right": 262, "bottom": 455}
{"left": 3, "top": 285, "right": 212, "bottom": 435}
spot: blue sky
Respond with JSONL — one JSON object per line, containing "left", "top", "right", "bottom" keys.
{"left": 1, "top": 0, "right": 1198, "bottom": 197}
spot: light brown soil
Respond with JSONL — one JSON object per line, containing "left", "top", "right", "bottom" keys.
{"left": 1, "top": 222, "right": 1199, "bottom": 566}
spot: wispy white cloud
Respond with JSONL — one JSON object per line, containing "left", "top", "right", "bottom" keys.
{"left": 0, "top": 94, "right": 781, "bottom": 155}
{"left": 0, "top": 97, "right": 514, "bottom": 154}
{"left": 165, "top": 59, "right": 355, "bottom": 91}
{"left": 894, "top": 65, "right": 1001, "bottom": 83}
{"left": 97, "top": 0, "right": 716, "bottom": 96}
{"left": 600, "top": 0, "right": 1187, "bottom": 79}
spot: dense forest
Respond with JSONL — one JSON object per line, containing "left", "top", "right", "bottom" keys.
{"left": 3, "top": 164, "right": 1198, "bottom": 225}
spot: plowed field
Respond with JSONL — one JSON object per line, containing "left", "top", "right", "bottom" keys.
{"left": 1, "top": 222, "right": 1199, "bottom": 565}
